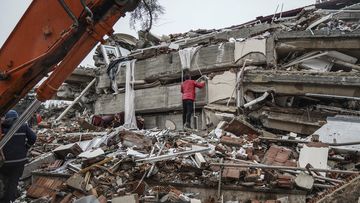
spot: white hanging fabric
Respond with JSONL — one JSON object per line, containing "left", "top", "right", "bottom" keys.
{"left": 123, "top": 59, "right": 138, "bottom": 129}
{"left": 178, "top": 47, "right": 199, "bottom": 70}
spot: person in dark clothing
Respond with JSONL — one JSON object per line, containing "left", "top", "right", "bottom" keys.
{"left": 0, "top": 110, "right": 36, "bottom": 203}
{"left": 181, "top": 74, "right": 205, "bottom": 129}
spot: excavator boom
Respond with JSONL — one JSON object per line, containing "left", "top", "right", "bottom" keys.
{"left": 0, "top": 0, "right": 139, "bottom": 148}
{"left": 0, "top": 0, "right": 138, "bottom": 115}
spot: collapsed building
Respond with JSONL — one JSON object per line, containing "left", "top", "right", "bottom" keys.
{"left": 16, "top": 1, "right": 360, "bottom": 203}
{"left": 88, "top": 0, "right": 360, "bottom": 133}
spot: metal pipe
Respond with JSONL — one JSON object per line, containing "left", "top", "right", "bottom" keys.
{"left": 80, "top": 0, "right": 94, "bottom": 20}
{"left": 259, "top": 137, "right": 360, "bottom": 147}
{"left": 217, "top": 158, "right": 223, "bottom": 199}
{"left": 271, "top": 4, "right": 280, "bottom": 24}
{"left": 332, "top": 59, "right": 360, "bottom": 71}
{"left": 279, "top": 3, "right": 284, "bottom": 19}
{"left": 136, "top": 147, "right": 211, "bottom": 164}
{"left": 313, "top": 174, "right": 344, "bottom": 184}
{"left": 58, "top": 0, "right": 79, "bottom": 27}
{"left": 259, "top": 137, "right": 310, "bottom": 144}
{"left": 313, "top": 183, "right": 334, "bottom": 189}
{"left": 283, "top": 52, "right": 329, "bottom": 68}
{"left": 147, "top": 142, "right": 165, "bottom": 178}
{"left": 244, "top": 92, "right": 270, "bottom": 108}
{"left": 227, "top": 59, "right": 252, "bottom": 107}
{"left": 55, "top": 78, "right": 96, "bottom": 122}
{"left": 329, "top": 141, "right": 360, "bottom": 146}
{"left": 210, "top": 163, "right": 359, "bottom": 174}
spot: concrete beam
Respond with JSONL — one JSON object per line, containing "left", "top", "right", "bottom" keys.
{"left": 94, "top": 84, "right": 206, "bottom": 115}
{"left": 243, "top": 71, "right": 360, "bottom": 97}
{"left": 276, "top": 30, "right": 360, "bottom": 40}
{"left": 276, "top": 38, "right": 360, "bottom": 52}
{"left": 249, "top": 106, "right": 330, "bottom": 135}
{"left": 96, "top": 42, "right": 235, "bottom": 91}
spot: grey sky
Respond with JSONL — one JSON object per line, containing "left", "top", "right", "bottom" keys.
{"left": 0, "top": 0, "right": 315, "bottom": 66}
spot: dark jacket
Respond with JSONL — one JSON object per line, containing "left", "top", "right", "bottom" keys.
{"left": 181, "top": 79, "right": 205, "bottom": 101}
{"left": 1, "top": 118, "right": 36, "bottom": 164}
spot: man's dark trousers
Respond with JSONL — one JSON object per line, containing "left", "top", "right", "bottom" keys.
{"left": 0, "top": 162, "right": 25, "bottom": 203}
{"left": 182, "top": 99, "right": 194, "bottom": 128}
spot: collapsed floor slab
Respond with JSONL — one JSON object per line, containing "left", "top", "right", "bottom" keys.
{"left": 94, "top": 83, "right": 206, "bottom": 115}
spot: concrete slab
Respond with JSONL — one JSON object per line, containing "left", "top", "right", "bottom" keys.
{"left": 294, "top": 173, "right": 314, "bottom": 190}
{"left": 234, "top": 38, "right": 266, "bottom": 62}
{"left": 194, "top": 153, "right": 206, "bottom": 168}
{"left": 53, "top": 143, "right": 83, "bottom": 159}
{"left": 208, "top": 71, "right": 236, "bottom": 104}
{"left": 66, "top": 173, "right": 85, "bottom": 191}
{"left": 314, "top": 115, "right": 360, "bottom": 151}
{"left": 299, "top": 144, "right": 328, "bottom": 176}
{"left": 74, "top": 195, "right": 100, "bottom": 203}
{"left": 112, "top": 194, "right": 139, "bottom": 203}
{"left": 94, "top": 84, "right": 206, "bottom": 115}
{"left": 78, "top": 148, "right": 105, "bottom": 159}
{"left": 244, "top": 71, "right": 360, "bottom": 97}
{"left": 22, "top": 152, "right": 57, "bottom": 179}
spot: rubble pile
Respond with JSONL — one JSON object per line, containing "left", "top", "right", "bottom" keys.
{"left": 17, "top": 0, "right": 360, "bottom": 202}
{"left": 16, "top": 116, "right": 359, "bottom": 203}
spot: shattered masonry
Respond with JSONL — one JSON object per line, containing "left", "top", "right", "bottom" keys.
{"left": 16, "top": 1, "right": 360, "bottom": 203}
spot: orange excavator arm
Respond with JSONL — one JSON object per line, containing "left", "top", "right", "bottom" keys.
{"left": 0, "top": 0, "right": 138, "bottom": 114}
{"left": 0, "top": 0, "right": 139, "bottom": 148}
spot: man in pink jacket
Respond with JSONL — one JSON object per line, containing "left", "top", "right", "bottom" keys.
{"left": 181, "top": 74, "right": 205, "bottom": 129}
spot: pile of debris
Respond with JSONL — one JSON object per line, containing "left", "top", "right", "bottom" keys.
{"left": 16, "top": 116, "right": 359, "bottom": 203}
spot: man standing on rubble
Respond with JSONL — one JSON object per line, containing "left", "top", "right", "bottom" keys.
{"left": 0, "top": 110, "right": 36, "bottom": 203}
{"left": 181, "top": 73, "right": 205, "bottom": 129}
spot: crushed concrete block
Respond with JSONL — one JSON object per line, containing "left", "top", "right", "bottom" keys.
{"left": 222, "top": 167, "right": 241, "bottom": 179}
{"left": 299, "top": 143, "right": 328, "bottom": 176}
{"left": 208, "top": 71, "right": 236, "bottom": 104}
{"left": 190, "top": 199, "right": 202, "bottom": 203}
{"left": 66, "top": 173, "right": 85, "bottom": 191}
{"left": 234, "top": 38, "right": 266, "bottom": 63}
{"left": 277, "top": 196, "right": 289, "bottom": 203}
{"left": 262, "top": 145, "right": 292, "bottom": 166}
{"left": 119, "top": 131, "right": 152, "bottom": 149}
{"left": 244, "top": 174, "right": 260, "bottom": 182}
{"left": 295, "top": 173, "right": 314, "bottom": 190}
{"left": 194, "top": 153, "right": 206, "bottom": 168}
{"left": 224, "top": 118, "right": 259, "bottom": 137}
{"left": 21, "top": 152, "right": 57, "bottom": 179}
{"left": 78, "top": 148, "right": 105, "bottom": 159}
{"left": 112, "top": 194, "right": 139, "bottom": 203}
{"left": 74, "top": 195, "right": 100, "bottom": 203}
{"left": 220, "top": 136, "right": 244, "bottom": 147}
{"left": 116, "top": 177, "right": 123, "bottom": 186}
{"left": 289, "top": 132, "right": 297, "bottom": 139}
{"left": 165, "top": 119, "right": 176, "bottom": 130}
{"left": 53, "top": 143, "right": 83, "bottom": 159}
